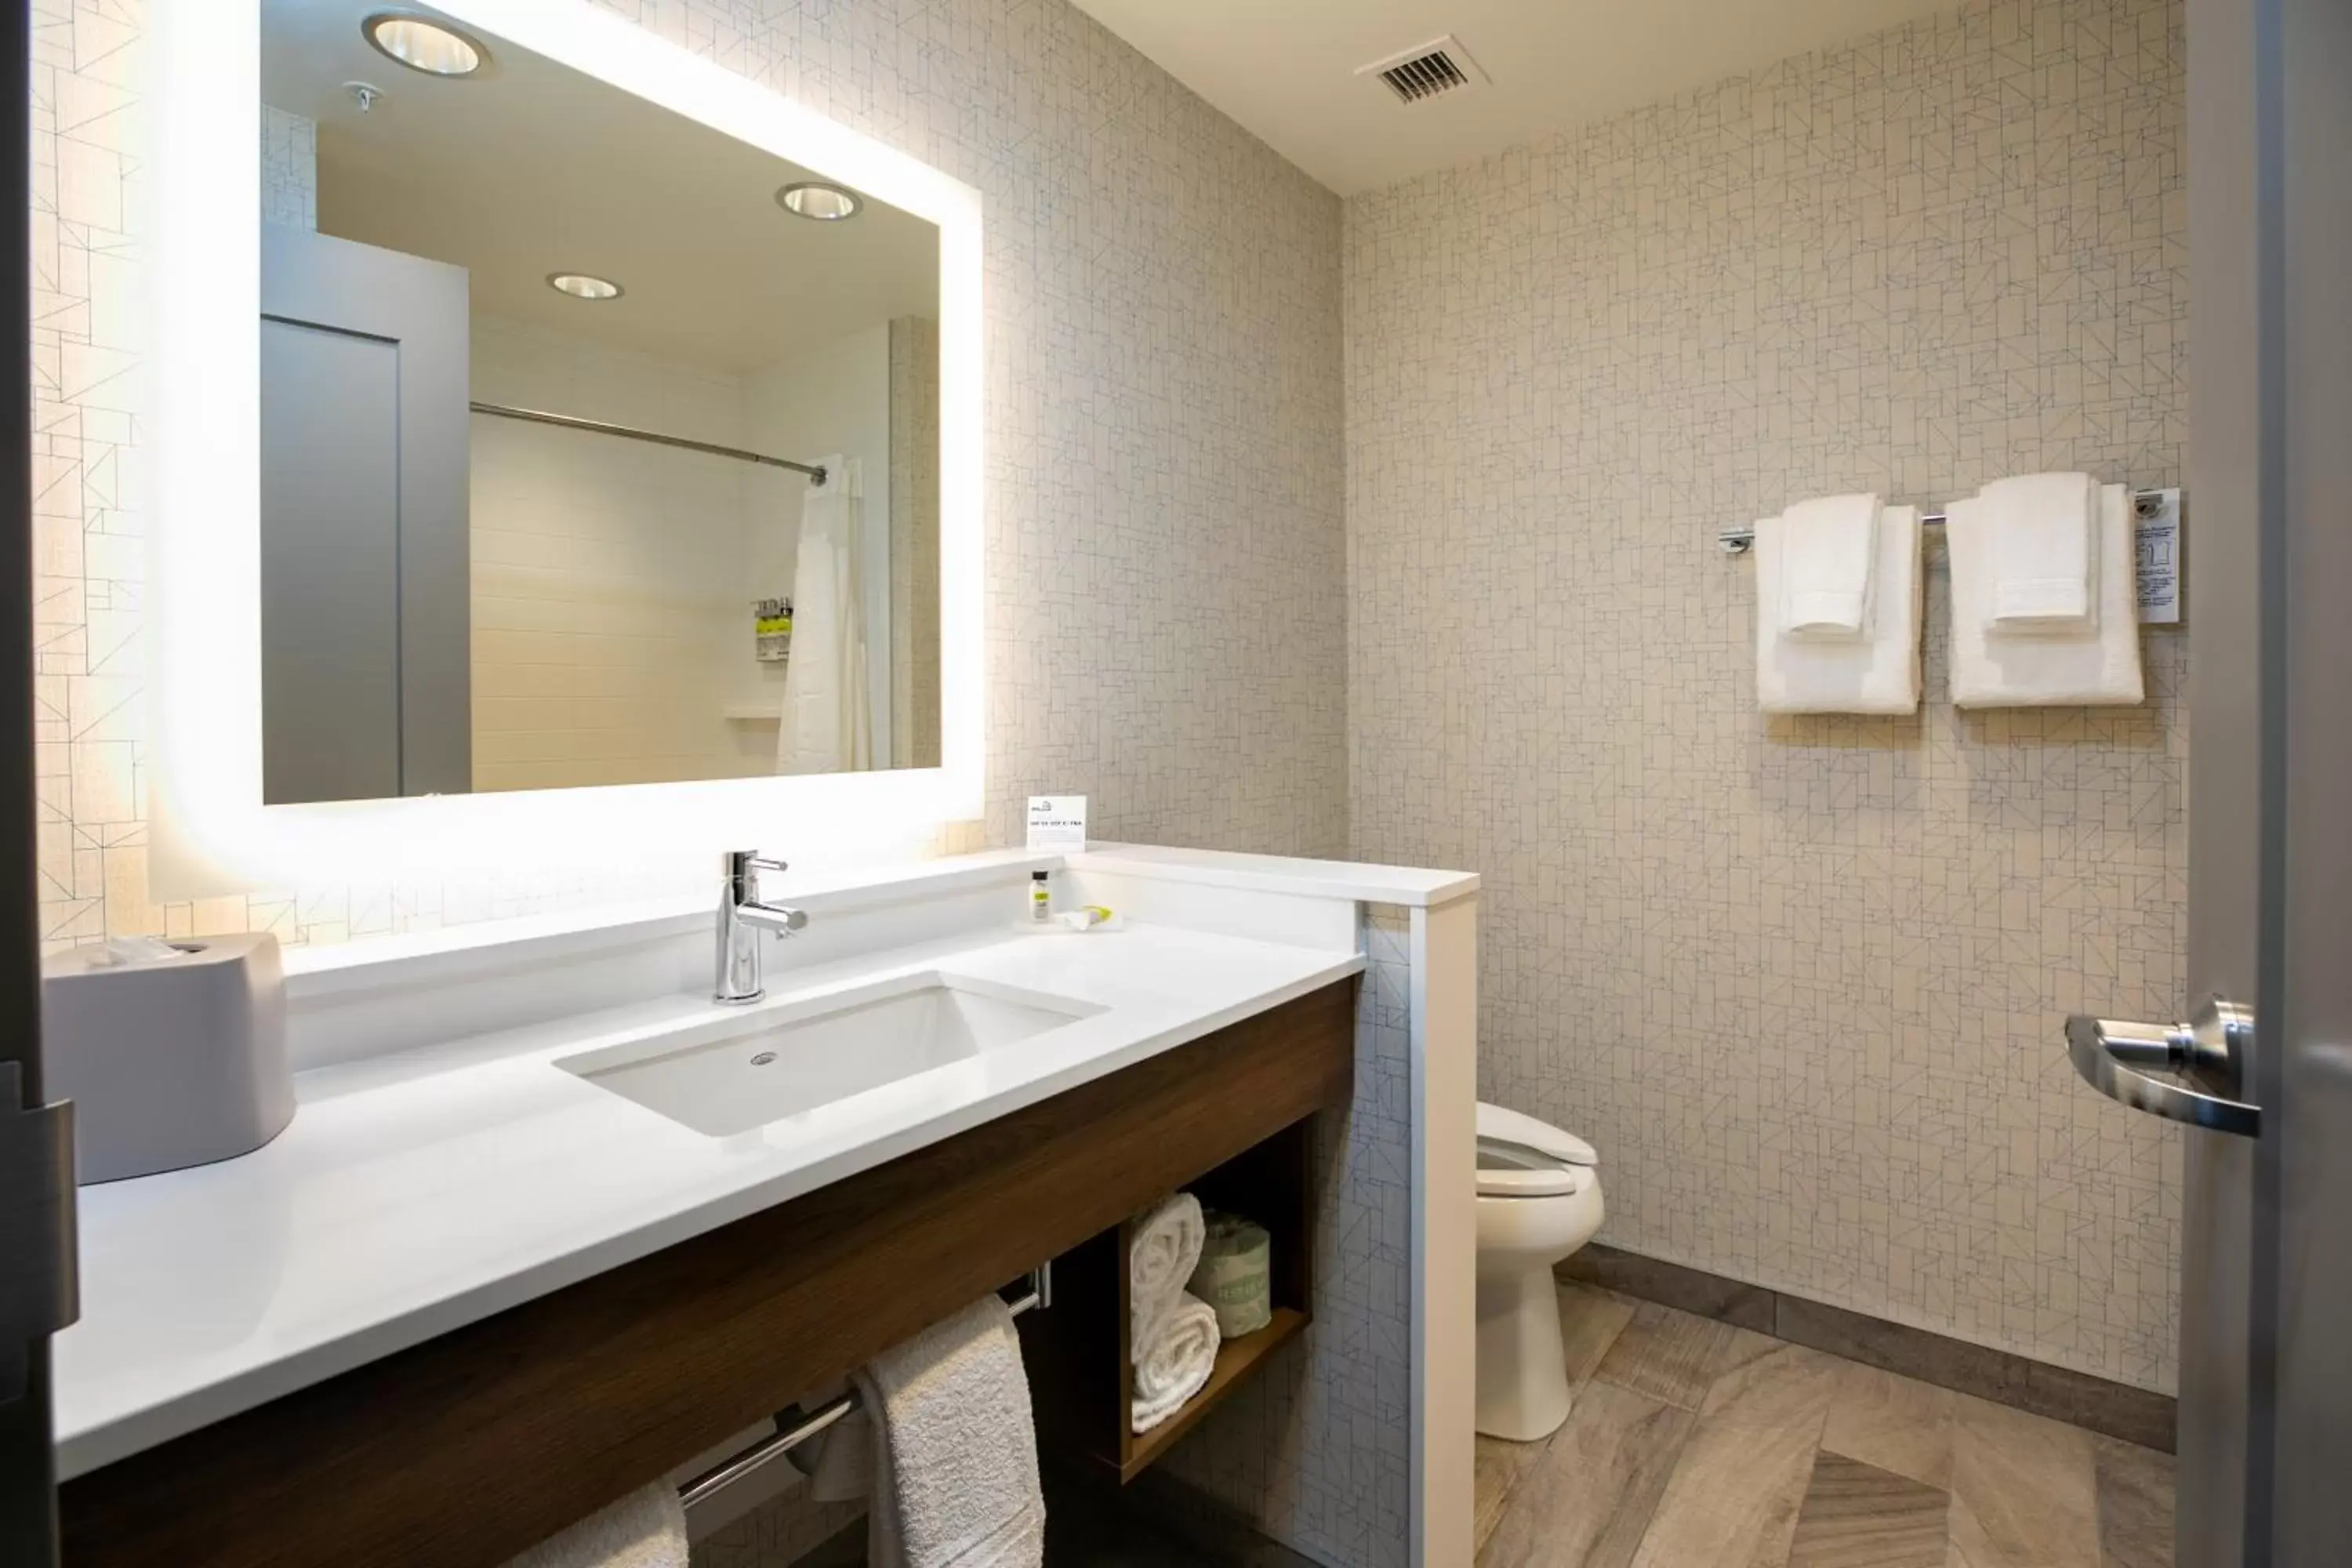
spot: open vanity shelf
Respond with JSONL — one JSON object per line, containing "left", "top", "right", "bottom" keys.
{"left": 60, "top": 980, "right": 1356, "bottom": 1567}
{"left": 1024, "top": 1114, "right": 1319, "bottom": 1483}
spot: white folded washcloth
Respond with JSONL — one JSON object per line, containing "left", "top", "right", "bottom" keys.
{"left": 1131, "top": 1291, "right": 1221, "bottom": 1435}
{"left": 500, "top": 1483, "right": 688, "bottom": 1568}
{"left": 858, "top": 1295, "right": 1045, "bottom": 1568}
{"left": 1947, "top": 483, "right": 2145, "bottom": 706}
{"left": 1128, "top": 1192, "right": 1205, "bottom": 1359}
{"left": 1980, "top": 471, "right": 2100, "bottom": 629}
{"left": 1776, "top": 492, "right": 1882, "bottom": 640}
{"left": 1754, "top": 504, "right": 1923, "bottom": 714}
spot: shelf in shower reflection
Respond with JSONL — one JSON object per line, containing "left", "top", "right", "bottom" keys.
{"left": 721, "top": 703, "right": 785, "bottom": 723}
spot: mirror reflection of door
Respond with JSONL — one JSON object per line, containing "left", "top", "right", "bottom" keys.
{"left": 257, "top": 1, "right": 942, "bottom": 804}
{"left": 260, "top": 227, "right": 471, "bottom": 804}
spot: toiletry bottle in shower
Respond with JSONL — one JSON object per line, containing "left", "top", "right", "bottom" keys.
{"left": 1030, "top": 870, "right": 1051, "bottom": 923}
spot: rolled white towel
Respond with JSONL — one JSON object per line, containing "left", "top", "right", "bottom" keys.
{"left": 1131, "top": 1292, "right": 1221, "bottom": 1435}
{"left": 1128, "top": 1192, "right": 1205, "bottom": 1361}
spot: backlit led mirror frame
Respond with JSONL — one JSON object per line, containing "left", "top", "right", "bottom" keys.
{"left": 146, "top": 0, "right": 983, "bottom": 896}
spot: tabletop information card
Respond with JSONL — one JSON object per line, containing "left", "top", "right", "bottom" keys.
{"left": 1027, "top": 796, "right": 1088, "bottom": 851}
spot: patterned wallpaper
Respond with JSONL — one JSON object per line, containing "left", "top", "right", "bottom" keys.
{"left": 887, "top": 313, "right": 941, "bottom": 770}
{"left": 257, "top": 104, "right": 313, "bottom": 230}
{"left": 1149, "top": 907, "right": 1415, "bottom": 1567}
{"left": 30, "top": 0, "right": 1348, "bottom": 950}
{"left": 1346, "top": 0, "right": 2189, "bottom": 1392}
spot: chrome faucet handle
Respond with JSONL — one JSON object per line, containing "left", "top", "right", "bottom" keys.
{"left": 727, "top": 848, "right": 788, "bottom": 881}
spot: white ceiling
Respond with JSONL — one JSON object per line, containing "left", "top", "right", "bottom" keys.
{"left": 1070, "top": 0, "right": 1962, "bottom": 195}
{"left": 261, "top": 2, "right": 939, "bottom": 372}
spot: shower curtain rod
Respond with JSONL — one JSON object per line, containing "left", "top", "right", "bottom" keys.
{"left": 469, "top": 400, "right": 828, "bottom": 485}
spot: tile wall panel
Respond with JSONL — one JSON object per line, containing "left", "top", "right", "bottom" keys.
{"left": 1345, "top": 0, "right": 2188, "bottom": 1391}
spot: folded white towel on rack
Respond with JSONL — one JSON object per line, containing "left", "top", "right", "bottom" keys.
{"left": 500, "top": 1483, "right": 688, "bottom": 1568}
{"left": 1980, "top": 471, "right": 2100, "bottom": 629}
{"left": 1754, "top": 504, "right": 1923, "bottom": 714}
{"left": 858, "top": 1294, "right": 1044, "bottom": 1568}
{"left": 1775, "top": 492, "right": 1882, "bottom": 640}
{"left": 1947, "top": 484, "right": 2145, "bottom": 706}
{"left": 1131, "top": 1291, "right": 1221, "bottom": 1435}
{"left": 1128, "top": 1192, "right": 1205, "bottom": 1360}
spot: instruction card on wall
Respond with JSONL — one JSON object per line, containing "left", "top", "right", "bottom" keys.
{"left": 2135, "top": 488, "right": 2182, "bottom": 625}
{"left": 1027, "top": 796, "right": 1088, "bottom": 851}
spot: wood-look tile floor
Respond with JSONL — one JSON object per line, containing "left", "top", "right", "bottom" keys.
{"left": 1476, "top": 1285, "right": 2175, "bottom": 1568}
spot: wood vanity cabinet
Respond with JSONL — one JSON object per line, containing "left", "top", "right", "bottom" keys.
{"left": 58, "top": 978, "right": 1356, "bottom": 1568}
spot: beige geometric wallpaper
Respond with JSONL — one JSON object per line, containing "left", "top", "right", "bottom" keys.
{"left": 1347, "top": 0, "right": 2189, "bottom": 1391}
{"left": 30, "top": 0, "right": 1348, "bottom": 951}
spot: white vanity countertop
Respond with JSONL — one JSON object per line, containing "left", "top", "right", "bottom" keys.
{"left": 53, "top": 915, "right": 1364, "bottom": 1479}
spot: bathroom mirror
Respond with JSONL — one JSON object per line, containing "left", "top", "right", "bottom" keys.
{"left": 145, "top": 0, "right": 980, "bottom": 895}
{"left": 256, "top": 1, "right": 942, "bottom": 802}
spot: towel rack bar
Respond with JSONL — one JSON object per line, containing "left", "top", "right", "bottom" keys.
{"left": 677, "top": 1265, "right": 1051, "bottom": 1512}
{"left": 1719, "top": 488, "right": 2169, "bottom": 554}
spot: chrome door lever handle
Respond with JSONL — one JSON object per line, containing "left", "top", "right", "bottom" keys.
{"left": 2064, "top": 997, "right": 2259, "bottom": 1137}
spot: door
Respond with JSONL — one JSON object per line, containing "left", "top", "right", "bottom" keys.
{"left": 2, "top": 3, "right": 71, "bottom": 1562}
{"left": 259, "top": 227, "right": 472, "bottom": 801}
{"left": 2064, "top": 0, "right": 2352, "bottom": 1563}
{"left": 260, "top": 313, "right": 405, "bottom": 802}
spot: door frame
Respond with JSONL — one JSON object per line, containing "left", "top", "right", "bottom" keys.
{"left": 2, "top": 0, "right": 69, "bottom": 1559}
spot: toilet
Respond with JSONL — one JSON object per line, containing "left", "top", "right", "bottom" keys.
{"left": 1475, "top": 1102, "right": 1605, "bottom": 1441}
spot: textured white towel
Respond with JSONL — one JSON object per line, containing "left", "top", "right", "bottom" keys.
{"left": 859, "top": 1295, "right": 1044, "bottom": 1568}
{"left": 1131, "top": 1292, "right": 1221, "bottom": 1435}
{"left": 1128, "top": 1192, "right": 1205, "bottom": 1361}
{"left": 501, "top": 1483, "right": 688, "bottom": 1568}
{"left": 804, "top": 1403, "right": 873, "bottom": 1503}
{"left": 1776, "top": 492, "right": 1882, "bottom": 640}
{"left": 1947, "top": 485, "right": 2145, "bottom": 706}
{"left": 1755, "top": 505, "right": 1923, "bottom": 714}
{"left": 1981, "top": 471, "right": 2100, "bottom": 629}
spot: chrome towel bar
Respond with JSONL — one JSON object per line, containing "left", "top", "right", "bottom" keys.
{"left": 1718, "top": 487, "right": 2169, "bottom": 554}
{"left": 677, "top": 1264, "right": 1052, "bottom": 1512}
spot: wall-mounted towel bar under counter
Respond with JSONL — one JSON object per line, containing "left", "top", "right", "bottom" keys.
{"left": 1719, "top": 486, "right": 2175, "bottom": 554}
{"left": 678, "top": 1266, "right": 1054, "bottom": 1512}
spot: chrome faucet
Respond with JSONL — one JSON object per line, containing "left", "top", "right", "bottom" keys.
{"left": 715, "top": 850, "right": 809, "bottom": 1004}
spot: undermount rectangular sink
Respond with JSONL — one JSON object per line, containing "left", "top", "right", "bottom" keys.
{"left": 556, "top": 972, "right": 1103, "bottom": 1137}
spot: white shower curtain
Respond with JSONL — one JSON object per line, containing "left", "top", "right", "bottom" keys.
{"left": 775, "top": 457, "right": 873, "bottom": 775}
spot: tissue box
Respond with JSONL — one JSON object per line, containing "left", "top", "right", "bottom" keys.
{"left": 41, "top": 932, "right": 294, "bottom": 1185}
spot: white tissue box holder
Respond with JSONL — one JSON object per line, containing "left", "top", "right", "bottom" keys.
{"left": 40, "top": 932, "right": 295, "bottom": 1185}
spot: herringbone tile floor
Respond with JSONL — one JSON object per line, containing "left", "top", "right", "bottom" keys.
{"left": 1476, "top": 1286, "right": 2174, "bottom": 1568}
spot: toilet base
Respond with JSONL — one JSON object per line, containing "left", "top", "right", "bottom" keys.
{"left": 1475, "top": 1261, "right": 1572, "bottom": 1441}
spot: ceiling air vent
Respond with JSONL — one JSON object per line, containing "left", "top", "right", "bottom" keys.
{"left": 1356, "top": 36, "right": 1489, "bottom": 106}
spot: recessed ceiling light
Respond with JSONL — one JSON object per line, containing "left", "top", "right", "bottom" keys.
{"left": 361, "top": 13, "right": 488, "bottom": 78}
{"left": 776, "top": 183, "right": 862, "bottom": 221}
{"left": 546, "top": 272, "right": 622, "bottom": 301}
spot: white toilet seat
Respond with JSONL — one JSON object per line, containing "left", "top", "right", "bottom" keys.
{"left": 1478, "top": 1102, "right": 1599, "bottom": 1167}
{"left": 1476, "top": 1139, "right": 1588, "bottom": 1198}
{"left": 1475, "top": 1101, "right": 1599, "bottom": 1199}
